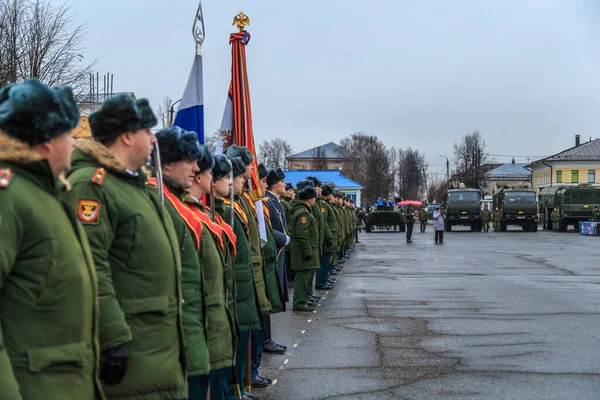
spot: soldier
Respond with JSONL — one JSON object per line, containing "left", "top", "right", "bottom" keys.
{"left": 551, "top": 207, "right": 561, "bottom": 231}
{"left": 317, "top": 185, "right": 339, "bottom": 290}
{"left": 0, "top": 80, "right": 104, "bottom": 400}
{"left": 592, "top": 206, "right": 600, "bottom": 222}
{"left": 481, "top": 205, "right": 491, "bottom": 232}
{"left": 492, "top": 207, "right": 502, "bottom": 232}
{"left": 418, "top": 206, "right": 428, "bottom": 233}
{"left": 67, "top": 94, "right": 187, "bottom": 399}
{"left": 290, "top": 184, "right": 321, "bottom": 311}
{"left": 281, "top": 182, "right": 295, "bottom": 288}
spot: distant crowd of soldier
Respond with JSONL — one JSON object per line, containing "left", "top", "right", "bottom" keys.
{"left": 0, "top": 80, "right": 358, "bottom": 400}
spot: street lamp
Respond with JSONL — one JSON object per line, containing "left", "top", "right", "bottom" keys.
{"left": 169, "top": 98, "right": 182, "bottom": 127}
{"left": 438, "top": 155, "right": 449, "bottom": 182}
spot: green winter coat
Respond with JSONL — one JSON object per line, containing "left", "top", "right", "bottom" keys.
{"left": 67, "top": 140, "right": 186, "bottom": 400}
{"left": 290, "top": 201, "right": 320, "bottom": 271}
{"left": 153, "top": 180, "right": 209, "bottom": 377}
{"left": 316, "top": 197, "right": 333, "bottom": 254}
{"left": 481, "top": 209, "right": 491, "bottom": 222}
{"left": 263, "top": 206, "right": 285, "bottom": 314}
{"left": 0, "top": 135, "right": 104, "bottom": 400}
{"left": 418, "top": 209, "right": 428, "bottom": 222}
{"left": 334, "top": 204, "right": 345, "bottom": 250}
{"left": 226, "top": 199, "right": 263, "bottom": 331}
{"left": 238, "top": 191, "right": 272, "bottom": 314}
{"left": 185, "top": 199, "right": 235, "bottom": 371}
{"left": 322, "top": 199, "right": 339, "bottom": 253}
{"left": 492, "top": 210, "right": 502, "bottom": 222}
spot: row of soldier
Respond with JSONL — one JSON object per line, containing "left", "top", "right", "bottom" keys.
{"left": 0, "top": 79, "right": 357, "bottom": 400}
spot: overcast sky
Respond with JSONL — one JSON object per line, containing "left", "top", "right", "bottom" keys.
{"left": 63, "top": 0, "right": 599, "bottom": 176}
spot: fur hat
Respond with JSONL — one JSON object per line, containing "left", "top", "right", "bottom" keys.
{"left": 285, "top": 182, "right": 293, "bottom": 191}
{"left": 154, "top": 126, "right": 202, "bottom": 164}
{"left": 258, "top": 162, "right": 268, "bottom": 180}
{"left": 197, "top": 144, "right": 214, "bottom": 172}
{"left": 0, "top": 79, "right": 79, "bottom": 146}
{"left": 212, "top": 154, "right": 232, "bottom": 181}
{"left": 296, "top": 178, "right": 315, "bottom": 191}
{"left": 229, "top": 156, "right": 246, "bottom": 178}
{"left": 224, "top": 145, "right": 253, "bottom": 166}
{"left": 267, "top": 168, "right": 285, "bottom": 187}
{"left": 307, "top": 176, "right": 321, "bottom": 187}
{"left": 298, "top": 185, "right": 317, "bottom": 200}
{"left": 89, "top": 94, "right": 157, "bottom": 143}
{"left": 321, "top": 184, "right": 334, "bottom": 196}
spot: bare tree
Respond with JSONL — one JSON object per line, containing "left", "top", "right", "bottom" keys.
{"left": 426, "top": 174, "right": 448, "bottom": 203}
{"left": 205, "top": 130, "right": 219, "bottom": 153}
{"left": 0, "top": 0, "right": 95, "bottom": 97}
{"left": 453, "top": 131, "right": 490, "bottom": 190}
{"left": 258, "top": 138, "right": 293, "bottom": 169}
{"left": 388, "top": 146, "right": 398, "bottom": 195}
{"left": 395, "top": 148, "right": 427, "bottom": 200}
{"left": 157, "top": 96, "right": 174, "bottom": 128}
{"left": 311, "top": 146, "right": 328, "bottom": 170}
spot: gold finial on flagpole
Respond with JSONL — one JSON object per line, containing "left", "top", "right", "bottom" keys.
{"left": 233, "top": 12, "right": 250, "bottom": 31}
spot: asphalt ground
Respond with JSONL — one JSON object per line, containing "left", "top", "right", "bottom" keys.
{"left": 253, "top": 225, "right": 600, "bottom": 400}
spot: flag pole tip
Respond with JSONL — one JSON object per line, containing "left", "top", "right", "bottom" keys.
{"left": 233, "top": 11, "right": 250, "bottom": 31}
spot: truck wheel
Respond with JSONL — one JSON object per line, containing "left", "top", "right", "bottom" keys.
{"left": 531, "top": 222, "right": 538, "bottom": 232}
{"left": 399, "top": 223, "right": 406, "bottom": 232}
{"left": 559, "top": 221, "right": 567, "bottom": 232}
{"left": 500, "top": 221, "right": 507, "bottom": 232}
{"left": 445, "top": 222, "right": 452, "bottom": 232}
{"left": 366, "top": 224, "right": 372, "bottom": 233}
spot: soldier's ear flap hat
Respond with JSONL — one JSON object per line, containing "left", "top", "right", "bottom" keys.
{"left": 154, "top": 126, "right": 202, "bottom": 164}
{"left": 212, "top": 154, "right": 232, "bottom": 181}
{"left": 321, "top": 185, "right": 334, "bottom": 196}
{"left": 298, "top": 185, "right": 317, "bottom": 200}
{"left": 296, "top": 178, "right": 314, "bottom": 191}
{"left": 258, "top": 162, "right": 268, "bottom": 180}
{"left": 224, "top": 145, "right": 253, "bottom": 166}
{"left": 197, "top": 144, "right": 215, "bottom": 172}
{"left": 89, "top": 94, "right": 157, "bottom": 143}
{"left": 228, "top": 156, "right": 246, "bottom": 178}
{"left": 0, "top": 79, "right": 79, "bottom": 146}
{"left": 267, "top": 168, "right": 286, "bottom": 187}
{"left": 285, "top": 182, "right": 293, "bottom": 191}
{"left": 310, "top": 176, "right": 321, "bottom": 187}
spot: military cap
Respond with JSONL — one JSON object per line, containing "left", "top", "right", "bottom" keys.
{"left": 212, "top": 154, "right": 232, "bottom": 181}
{"left": 197, "top": 144, "right": 214, "bottom": 172}
{"left": 298, "top": 185, "right": 317, "bottom": 200}
{"left": 0, "top": 79, "right": 79, "bottom": 146}
{"left": 267, "top": 168, "right": 285, "bottom": 187}
{"left": 321, "top": 184, "right": 334, "bottom": 196}
{"left": 258, "top": 162, "right": 268, "bottom": 180}
{"left": 285, "top": 182, "right": 293, "bottom": 191}
{"left": 296, "top": 178, "right": 315, "bottom": 191}
{"left": 224, "top": 145, "right": 253, "bottom": 166}
{"left": 90, "top": 94, "right": 157, "bottom": 143}
{"left": 154, "top": 126, "right": 202, "bottom": 165}
{"left": 229, "top": 156, "right": 246, "bottom": 178}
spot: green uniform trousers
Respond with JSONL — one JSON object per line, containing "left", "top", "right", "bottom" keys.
{"left": 420, "top": 221, "right": 427, "bottom": 232}
{"left": 293, "top": 270, "right": 314, "bottom": 306}
{"left": 483, "top": 221, "right": 490, "bottom": 232}
{"left": 493, "top": 221, "right": 500, "bottom": 231}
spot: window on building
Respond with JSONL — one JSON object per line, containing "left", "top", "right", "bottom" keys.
{"left": 589, "top": 170, "right": 595, "bottom": 184}
{"left": 571, "top": 170, "right": 579, "bottom": 183}
{"left": 556, "top": 170, "right": 562, "bottom": 183}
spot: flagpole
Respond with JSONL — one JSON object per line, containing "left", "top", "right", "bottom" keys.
{"left": 193, "top": 1, "right": 205, "bottom": 55}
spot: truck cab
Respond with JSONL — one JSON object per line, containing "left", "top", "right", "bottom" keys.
{"left": 442, "top": 188, "right": 483, "bottom": 232}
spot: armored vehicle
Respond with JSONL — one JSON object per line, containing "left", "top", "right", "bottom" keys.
{"left": 364, "top": 204, "right": 406, "bottom": 232}
{"left": 442, "top": 187, "right": 482, "bottom": 232}
{"left": 492, "top": 187, "right": 538, "bottom": 232}
{"left": 539, "top": 185, "right": 600, "bottom": 231}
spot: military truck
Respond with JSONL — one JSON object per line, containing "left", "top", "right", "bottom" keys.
{"left": 492, "top": 187, "right": 538, "bottom": 232}
{"left": 442, "top": 186, "right": 482, "bottom": 232}
{"left": 539, "top": 185, "right": 600, "bottom": 231}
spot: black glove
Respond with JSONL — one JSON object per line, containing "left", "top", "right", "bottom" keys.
{"left": 325, "top": 238, "right": 333, "bottom": 247}
{"left": 100, "top": 344, "right": 129, "bottom": 385}
{"left": 303, "top": 254, "right": 312, "bottom": 261}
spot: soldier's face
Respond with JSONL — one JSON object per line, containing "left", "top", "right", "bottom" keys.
{"left": 308, "top": 197, "right": 316, "bottom": 206}
{"left": 164, "top": 159, "right": 199, "bottom": 190}
{"left": 233, "top": 175, "right": 245, "bottom": 195}
{"left": 44, "top": 132, "right": 75, "bottom": 177}
{"left": 259, "top": 177, "right": 267, "bottom": 194}
{"left": 274, "top": 180, "right": 286, "bottom": 196}
{"left": 128, "top": 128, "right": 156, "bottom": 169}
{"left": 243, "top": 163, "right": 252, "bottom": 179}
{"left": 193, "top": 169, "right": 212, "bottom": 196}
{"left": 287, "top": 188, "right": 295, "bottom": 198}
{"left": 213, "top": 175, "right": 232, "bottom": 198}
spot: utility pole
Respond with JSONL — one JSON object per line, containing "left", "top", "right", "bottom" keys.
{"left": 439, "top": 155, "right": 450, "bottom": 182}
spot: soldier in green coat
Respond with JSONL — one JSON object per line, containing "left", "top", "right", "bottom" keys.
{"left": 592, "top": 206, "right": 600, "bottom": 222}
{"left": 317, "top": 185, "right": 338, "bottom": 290}
{"left": 290, "top": 185, "right": 321, "bottom": 311}
{"left": 67, "top": 95, "right": 187, "bottom": 399}
{"left": 418, "top": 206, "right": 428, "bottom": 233}
{"left": 0, "top": 80, "right": 104, "bottom": 400}
{"left": 481, "top": 205, "right": 492, "bottom": 232}
{"left": 151, "top": 127, "right": 211, "bottom": 399}
{"left": 551, "top": 208, "right": 561, "bottom": 231}
{"left": 281, "top": 183, "right": 295, "bottom": 287}
{"left": 492, "top": 207, "right": 502, "bottom": 232}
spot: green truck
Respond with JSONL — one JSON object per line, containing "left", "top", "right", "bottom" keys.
{"left": 492, "top": 187, "right": 538, "bottom": 232}
{"left": 539, "top": 185, "right": 600, "bottom": 231}
{"left": 442, "top": 187, "right": 482, "bottom": 232}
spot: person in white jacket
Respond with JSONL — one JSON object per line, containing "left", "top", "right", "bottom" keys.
{"left": 433, "top": 207, "right": 446, "bottom": 244}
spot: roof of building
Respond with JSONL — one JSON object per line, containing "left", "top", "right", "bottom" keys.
{"left": 283, "top": 169, "right": 363, "bottom": 189}
{"left": 529, "top": 138, "right": 600, "bottom": 166}
{"left": 287, "top": 142, "right": 353, "bottom": 159}
{"left": 485, "top": 162, "right": 531, "bottom": 179}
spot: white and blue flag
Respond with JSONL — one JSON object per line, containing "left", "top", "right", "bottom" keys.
{"left": 174, "top": 55, "right": 204, "bottom": 143}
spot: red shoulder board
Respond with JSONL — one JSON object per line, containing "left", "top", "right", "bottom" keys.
{"left": 91, "top": 167, "right": 106, "bottom": 186}
{"left": 0, "top": 168, "right": 14, "bottom": 188}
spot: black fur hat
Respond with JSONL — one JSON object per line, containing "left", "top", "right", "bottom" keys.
{"left": 224, "top": 145, "right": 253, "bottom": 166}
{"left": 296, "top": 178, "right": 315, "bottom": 191}
{"left": 258, "top": 162, "right": 268, "bottom": 180}
{"left": 285, "top": 182, "right": 293, "bottom": 191}
{"left": 229, "top": 156, "right": 246, "bottom": 178}
{"left": 212, "top": 154, "right": 232, "bottom": 181}
{"left": 298, "top": 186, "right": 317, "bottom": 200}
{"left": 307, "top": 176, "right": 321, "bottom": 187}
{"left": 267, "top": 168, "right": 285, "bottom": 187}
{"left": 154, "top": 126, "right": 202, "bottom": 164}
{"left": 90, "top": 94, "right": 157, "bottom": 143}
{"left": 197, "top": 144, "right": 215, "bottom": 172}
{"left": 0, "top": 79, "right": 79, "bottom": 146}
{"left": 321, "top": 184, "right": 334, "bottom": 196}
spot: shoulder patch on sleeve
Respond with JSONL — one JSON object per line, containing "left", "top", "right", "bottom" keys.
{"left": 0, "top": 168, "right": 14, "bottom": 188}
{"left": 91, "top": 167, "right": 106, "bottom": 186}
{"left": 78, "top": 199, "right": 101, "bottom": 224}
{"left": 321, "top": 207, "right": 326, "bottom": 213}
{"left": 300, "top": 216, "right": 308, "bottom": 224}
